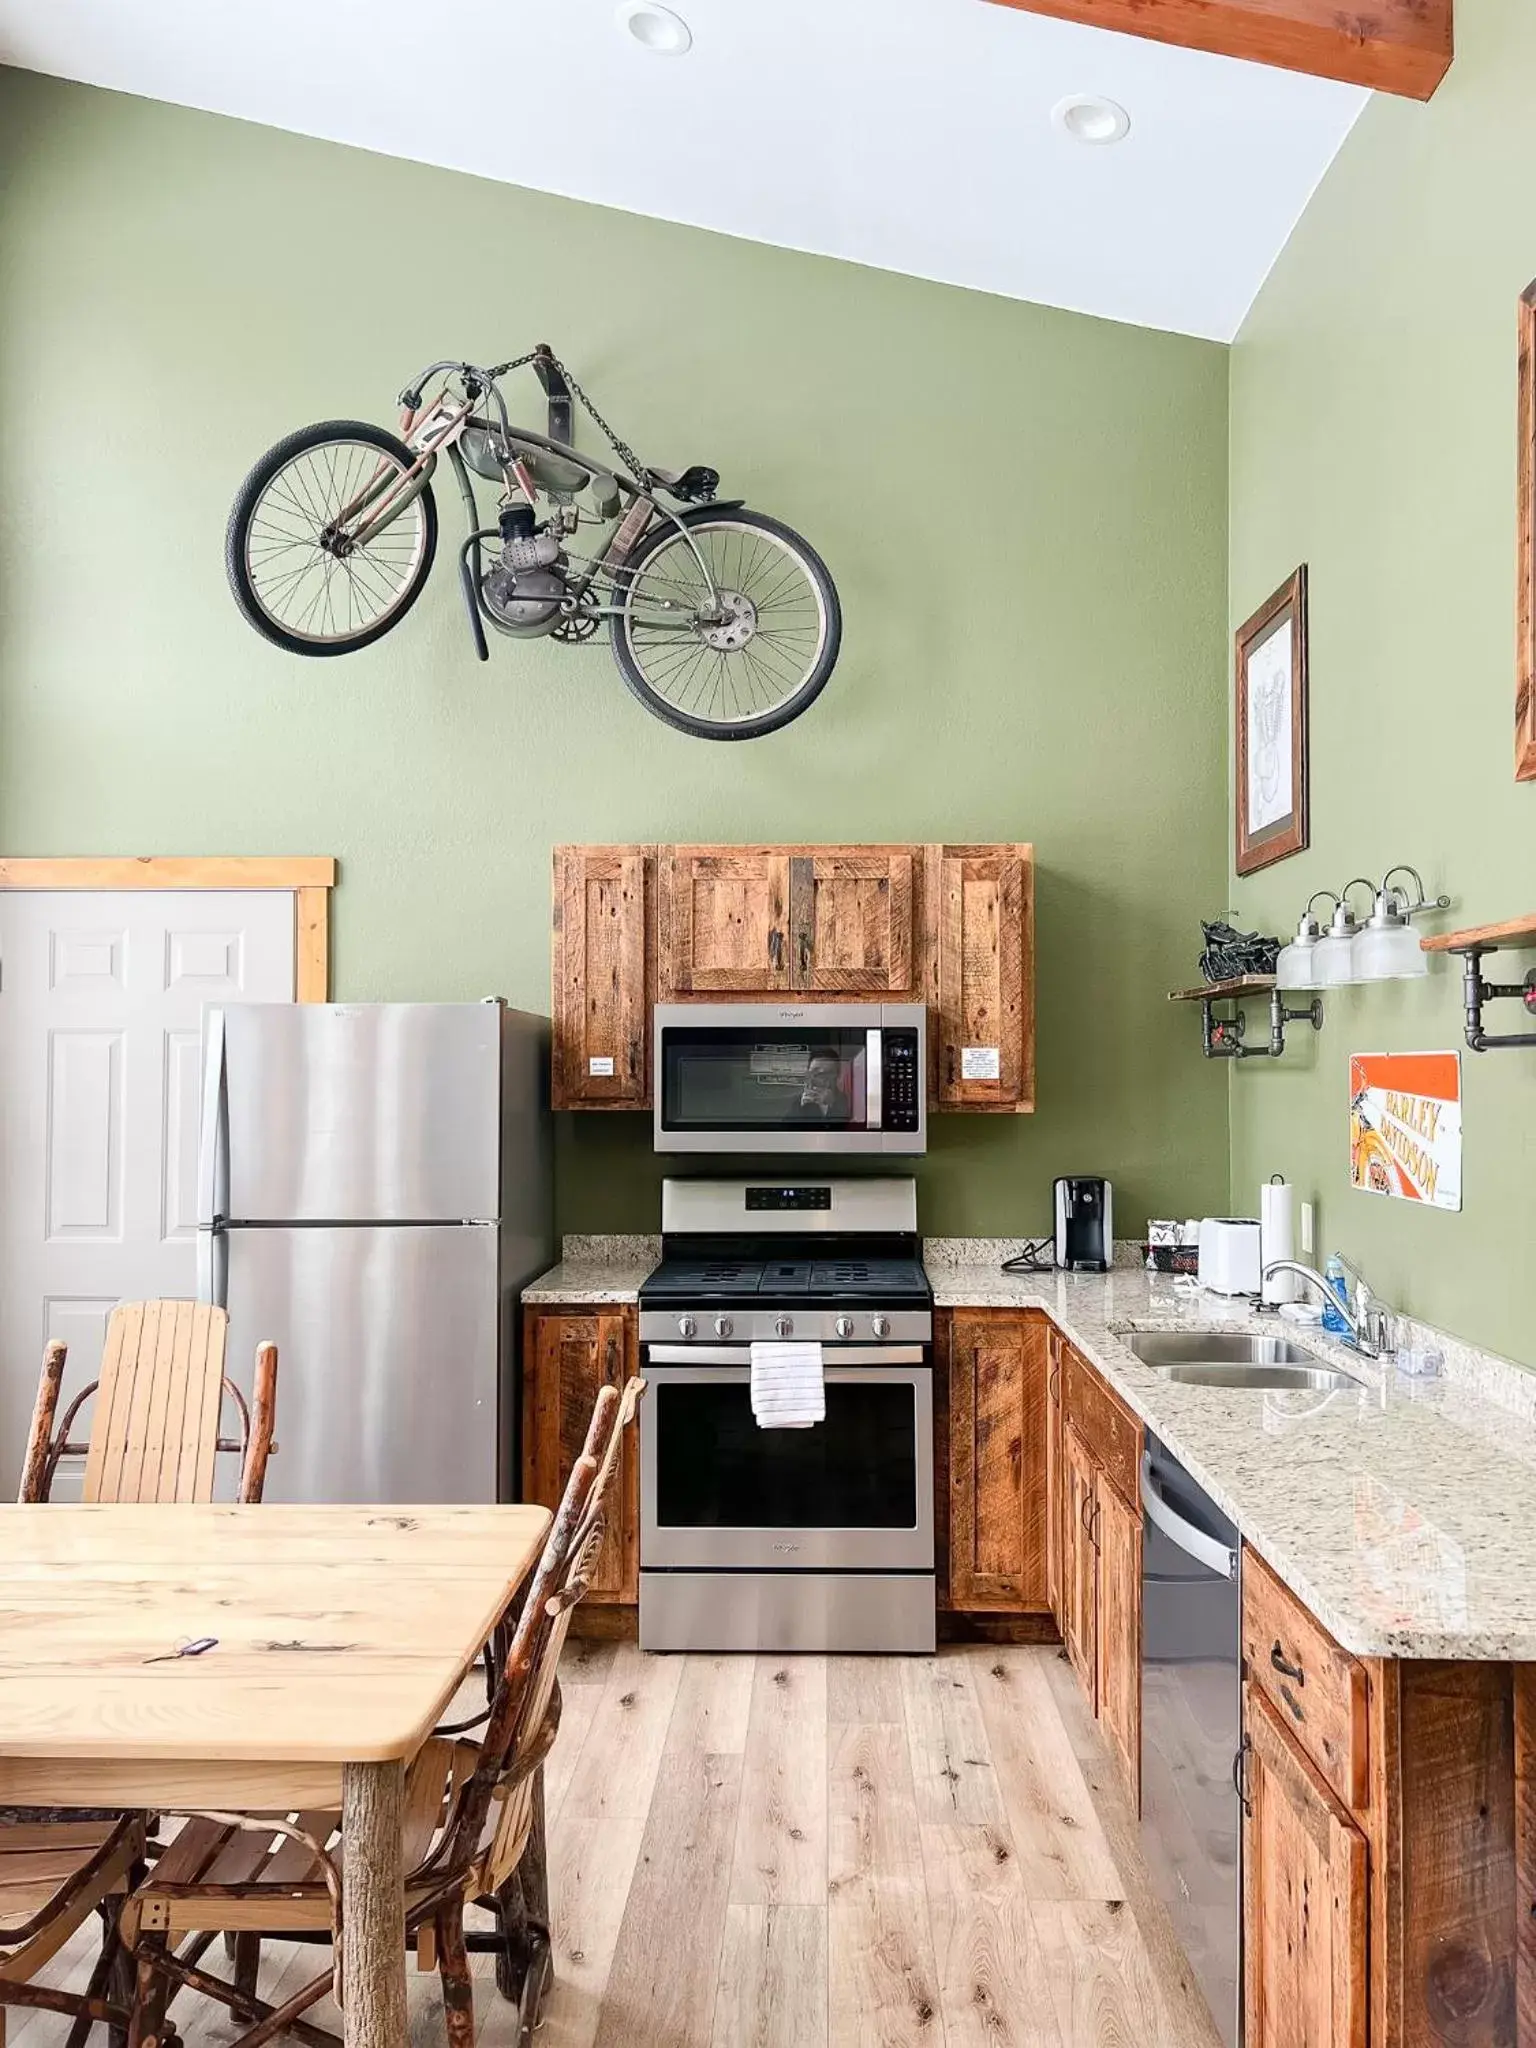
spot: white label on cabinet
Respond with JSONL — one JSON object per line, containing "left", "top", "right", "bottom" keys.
{"left": 961, "top": 1046, "right": 1000, "bottom": 1081}
{"left": 588, "top": 1055, "right": 616, "bottom": 1077}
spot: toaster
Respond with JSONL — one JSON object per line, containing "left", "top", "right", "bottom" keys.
{"left": 1197, "top": 1217, "right": 1262, "bottom": 1296}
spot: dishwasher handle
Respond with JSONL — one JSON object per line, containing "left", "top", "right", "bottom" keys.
{"left": 1140, "top": 1451, "right": 1239, "bottom": 1581}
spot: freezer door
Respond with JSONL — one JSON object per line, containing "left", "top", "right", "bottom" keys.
{"left": 208, "top": 1003, "right": 502, "bottom": 1223}
{"left": 220, "top": 1224, "right": 499, "bottom": 1504}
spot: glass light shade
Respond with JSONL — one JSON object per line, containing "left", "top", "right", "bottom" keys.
{"left": 1313, "top": 933, "right": 1359, "bottom": 986}
{"left": 1355, "top": 922, "right": 1429, "bottom": 981}
{"left": 1275, "top": 939, "right": 1319, "bottom": 989}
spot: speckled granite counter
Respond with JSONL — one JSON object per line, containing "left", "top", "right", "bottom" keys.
{"left": 927, "top": 1246, "right": 1536, "bottom": 1663}
{"left": 523, "top": 1233, "right": 1536, "bottom": 1661}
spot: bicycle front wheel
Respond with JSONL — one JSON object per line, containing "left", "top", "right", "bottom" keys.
{"left": 611, "top": 508, "right": 841, "bottom": 740}
{"left": 226, "top": 420, "right": 437, "bottom": 656}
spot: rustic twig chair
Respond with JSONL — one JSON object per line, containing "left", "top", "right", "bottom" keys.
{"left": 1, "top": 1813, "right": 148, "bottom": 2046}
{"left": 19, "top": 1302, "right": 278, "bottom": 1506}
{"left": 119, "top": 1374, "right": 645, "bottom": 2048}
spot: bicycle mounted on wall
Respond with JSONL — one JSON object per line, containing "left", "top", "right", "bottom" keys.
{"left": 225, "top": 345, "right": 842, "bottom": 741}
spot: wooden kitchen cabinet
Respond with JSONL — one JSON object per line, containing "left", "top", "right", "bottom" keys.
{"left": 1044, "top": 1325, "right": 1065, "bottom": 1627}
{"left": 789, "top": 849, "right": 917, "bottom": 992}
{"left": 929, "top": 844, "right": 1035, "bottom": 1112}
{"left": 659, "top": 846, "right": 793, "bottom": 993}
{"left": 1096, "top": 1475, "right": 1142, "bottom": 1810}
{"left": 551, "top": 845, "right": 657, "bottom": 1110}
{"left": 946, "top": 1308, "right": 1049, "bottom": 1613}
{"left": 1244, "top": 1684, "right": 1369, "bottom": 2048}
{"left": 1062, "top": 1421, "right": 1099, "bottom": 1705}
{"left": 522, "top": 1304, "right": 639, "bottom": 1604}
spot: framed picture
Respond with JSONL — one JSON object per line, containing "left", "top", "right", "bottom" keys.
{"left": 1517, "top": 283, "right": 1536, "bottom": 780}
{"left": 1234, "top": 566, "right": 1309, "bottom": 875}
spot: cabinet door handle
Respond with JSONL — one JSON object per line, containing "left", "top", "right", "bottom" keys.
{"left": 1232, "top": 1735, "right": 1254, "bottom": 1817}
{"left": 605, "top": 1336, "right": 619, "bottom": 1386}
{"left": 797, "top": 929, "right": 812, "bottom": 977}
{"left": 1049, "top": 1359, "right": 1060, "bottom": 1400}
{"left": 1270, "top": 1642, "right": 1306, "bottom": 1687}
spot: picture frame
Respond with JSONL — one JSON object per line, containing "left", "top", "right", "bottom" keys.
{"left": 1517, "top": 283, "right": 1536, "bottom": 781}
{"left": 1234, "top": 566, "right": 1309, "bottom": 876}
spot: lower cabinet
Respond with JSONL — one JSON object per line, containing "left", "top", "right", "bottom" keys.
{"left": 1061, "top": 1351, "right": 1143, "bottom": 1811}
{"left": 1044, "top": 1326, "right": 1065, "bottom": 1626}
{"left": 1243, "top": 1683, "right": 1369, "bottom": 2048}
{"left": 945, "top": 1308, "right": 1050, "bottom": 1612}
{"left": 1062, "top": 1420, "right": 1099, "bottom": 1704}
{"left": 1095, "top": 1475, "right": 1142, "bottom": 1810}
{"left": 522, "top": 1304, "right": 639, "bottom": 1605}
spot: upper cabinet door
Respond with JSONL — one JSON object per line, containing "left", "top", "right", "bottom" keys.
{"left": 552, "top": 846, "right": 656, "bottom": 1110}
{"left": 930, "top": 844, "right": 1035, "bottom": 1112}
{"left": 660, "top": 848, "right": 793, "bottom": 994}
{"left": 789, "top": 851, "right": 916, "bottom": 992}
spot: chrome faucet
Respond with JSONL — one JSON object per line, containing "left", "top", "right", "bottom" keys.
{"left": 1262, "top": 1259, "right": 1396, "bottom": 1361}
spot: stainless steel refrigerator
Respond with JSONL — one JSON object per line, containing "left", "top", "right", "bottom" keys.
{"left": 196, "top": 1001, "right": 552, "bottom": 1505}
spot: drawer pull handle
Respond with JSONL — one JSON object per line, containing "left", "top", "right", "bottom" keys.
{"left": 1270, "top": 1642, "right": 1306, "bottom": 1687}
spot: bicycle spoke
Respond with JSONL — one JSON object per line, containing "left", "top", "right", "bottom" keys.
{"left": 243, "top": 437, "right": 428, "bottom": 642}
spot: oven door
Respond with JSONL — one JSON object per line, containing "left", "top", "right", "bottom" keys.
{"left": 640, "top": 1349, "right": 934, "bottom": 1571}
{"left": 652, "top": 1004, "right": 925, "bottom": 1155}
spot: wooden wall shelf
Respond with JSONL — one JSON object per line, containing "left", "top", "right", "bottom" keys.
{"left": 1422, "top": 915, "right": 1536, "bottom": 954}
{"left": 1168, "top": 975, "right": 1276, "bottom": 1003}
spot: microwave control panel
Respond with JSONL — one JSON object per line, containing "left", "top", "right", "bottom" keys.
{"left": 882, "top": 1030, "right": 921, "bottom": 1131}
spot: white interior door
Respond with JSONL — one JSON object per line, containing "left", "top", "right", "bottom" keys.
{"left": 0, "top": 890, "right": 296, "bottom": 1492}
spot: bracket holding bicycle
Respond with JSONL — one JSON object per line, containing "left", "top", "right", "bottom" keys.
{"left": 1168, "top": 976, "right": 1324, "bottom": 1062}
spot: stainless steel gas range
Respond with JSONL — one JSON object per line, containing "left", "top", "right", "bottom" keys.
{"left": 637, "top": 1177, "right": 935, "bottom": 1654}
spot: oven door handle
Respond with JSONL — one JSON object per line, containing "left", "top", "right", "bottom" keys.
{"left": 645, "top": 1345, "right": 927, "bottom": 1368}
{"left": 1140, "top": 1452, "right": 1239, "bottom": 1581}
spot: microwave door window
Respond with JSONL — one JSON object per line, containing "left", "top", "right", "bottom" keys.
{"left": 663, "top": 1028, "right": 869, "bottom": 1132}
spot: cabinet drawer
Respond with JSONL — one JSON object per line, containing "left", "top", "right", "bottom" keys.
{"left": 1063, "top": 1348, "right": 1140, "bottom": 1507}
{"left": 1242, "top": 1546, "right": 1367, "bottom": 1812}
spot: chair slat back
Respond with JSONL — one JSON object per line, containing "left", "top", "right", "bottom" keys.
{"left": 82, "top": 1301, "right": 230, "bottom": 1504}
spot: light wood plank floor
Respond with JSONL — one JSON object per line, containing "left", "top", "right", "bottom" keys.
{"left": 15, "top": 1643, "right": 1223, "bottom": 2048}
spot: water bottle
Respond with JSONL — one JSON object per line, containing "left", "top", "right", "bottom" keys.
{"left": 1321, "top": 1254, "right": 1351, "bottom": 1335}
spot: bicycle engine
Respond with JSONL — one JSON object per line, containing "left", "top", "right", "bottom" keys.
{"left": 481, "top": 503, "right": 567, "bottom": 638}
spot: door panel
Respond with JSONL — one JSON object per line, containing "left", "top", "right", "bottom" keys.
{"left": 948, "top": 1308, "right": 1048, "bottom": 1611}
{"left": 219, "top": 1002, "right": 501, "bottom": 1223}
{"left": 222, "top": 1223, "right": 498, "bottom": 1505}
{"left": 1096, "top": 1475, "right": 1142, "bottom": 1812}
{"left": 0, "top": 890, "right": 294, "bottom": 1497}
{"left": 553, "top": 845, "right": 655, "bottom": 1109}
{"left": 1045, "top": 1327, "right": 1064, "bottom": 1625}
{"left": 931, "top": 844, "right": 1035, "bottom": 1110}
{"left": 523, "top": 1308, "right": 635, "bottom": 1601}
{"left": 789, "top": 851, "right": 915, "bottom": 992}
{"left": 1244, "top": 1685, "right": 1368, "bottom": 2048}
{"left": 1063, "top": 1423, "right": 1099, "bottom": 1711}
{"left": 660, "top": 849, "right": 792, "bottom": 994}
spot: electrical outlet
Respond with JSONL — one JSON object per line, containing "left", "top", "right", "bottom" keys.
{"left": 1300, "top": 1202, "right": 1315, "bottom": 1257}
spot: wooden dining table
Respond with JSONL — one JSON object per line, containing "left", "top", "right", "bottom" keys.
{"left": 0, "top": 1500, "right": 551, "bottom": 2048}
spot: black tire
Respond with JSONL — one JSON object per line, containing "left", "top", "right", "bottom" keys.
{"left": 610, "top": 506, "right": 841, "bottom": 740}
{"left": 226, "top": 419, "right": 437, "bottom": 656}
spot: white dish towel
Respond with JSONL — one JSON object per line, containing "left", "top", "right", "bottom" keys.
{"left": 750, "top": 1341, "right": 825, "bottom": 1429}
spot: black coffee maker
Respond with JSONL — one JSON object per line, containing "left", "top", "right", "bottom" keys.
{"left": 1053, "top": 1176, "right": 1113, "bottom": 1273}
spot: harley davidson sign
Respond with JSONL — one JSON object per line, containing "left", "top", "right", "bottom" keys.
{"left": 1349, "top": 1052, "right": 1462, "bottom": 1211}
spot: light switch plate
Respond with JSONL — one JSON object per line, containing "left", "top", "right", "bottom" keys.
{"left": 1300, "top": 1201, "right": 1315, "bottom": 1256}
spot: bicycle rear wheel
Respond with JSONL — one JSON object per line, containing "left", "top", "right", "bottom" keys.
{"left": 611, "top": 508, "right": 840, "bottom": 739}
{"left": 226, "top": 420, "right": 437, "bottom": 656}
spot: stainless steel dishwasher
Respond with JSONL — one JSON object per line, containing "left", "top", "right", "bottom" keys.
{"left": 1139, "top": 1432, "right": 1243, "bottom": 2048}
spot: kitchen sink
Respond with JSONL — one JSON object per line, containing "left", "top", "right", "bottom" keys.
{"left": 1126, "top": 1330, "right": 1319, "bottom": 1369}
{"left": 1153, "top": 1360, "right": 1363, "bottom": 1393}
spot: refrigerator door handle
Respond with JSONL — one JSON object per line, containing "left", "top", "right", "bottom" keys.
{"left": 198, "top": 1005, "right": 230, "bottom": 1228}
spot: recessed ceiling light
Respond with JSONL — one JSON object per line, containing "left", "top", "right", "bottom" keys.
{"left": 617, "top": 2, "right": 692, "bottom": 54}
{"left": 1052, "top": 95, "right": 1131, "bottom": 145}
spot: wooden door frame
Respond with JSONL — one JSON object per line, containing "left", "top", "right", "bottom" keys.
{"left": 0, "top": 857, "right": 335, "bottom": 1001}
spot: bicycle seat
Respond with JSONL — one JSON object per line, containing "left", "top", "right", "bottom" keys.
{"left": 653, "top": 464, "right": 719, "bottom": 503}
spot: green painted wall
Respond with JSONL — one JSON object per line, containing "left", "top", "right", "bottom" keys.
{"left": 1229, "top": 0, "right": 1536, "bottom": 1366}
{"left": 0, "top": 70, "right": 1231, "bottom": 1239}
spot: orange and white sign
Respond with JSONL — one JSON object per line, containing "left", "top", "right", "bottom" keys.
{"left": 1349, "top": 1052, "right": 1462, "bottom": 1211}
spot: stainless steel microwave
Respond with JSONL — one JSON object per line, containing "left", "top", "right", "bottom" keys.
{"left": 653, "top": 1003, "right": 926, "bottom": 1155}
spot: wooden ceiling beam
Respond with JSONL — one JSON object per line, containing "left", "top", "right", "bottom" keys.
{"left": 983, "top": 0, "right": 1452, "bottom": 100}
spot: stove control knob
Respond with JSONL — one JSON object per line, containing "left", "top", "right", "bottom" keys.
{"left": 870, "top": 1314, "right": 892, "bottom": 1339}
{"left": 713, "top": 1315, "right": 734, "bottom": 1340}
{"left": 835, "top": 1316, "right": 856, "bottom": 1339}
{"left": 678, "top": 1315, "right": 698, "bottom": 1339}
{"left": 774, "top": 1314, "right": 794, "bottom": 1339}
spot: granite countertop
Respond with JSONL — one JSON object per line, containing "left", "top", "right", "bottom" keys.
{"left": 523, "top": 1234, "right": 1536, "bottom": 1662}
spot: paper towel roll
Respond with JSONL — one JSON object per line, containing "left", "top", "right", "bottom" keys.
{"left": 1260, "top": 1181, "right": 1299, "bottom": 1304}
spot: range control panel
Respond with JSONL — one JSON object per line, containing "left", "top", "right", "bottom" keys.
{"left": 882, "top": 1029, "right": 921, "bottom": 1132}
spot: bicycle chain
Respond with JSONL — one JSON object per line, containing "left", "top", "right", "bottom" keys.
{"left": 476, "top": 348, "right": 652, "bottom": 490}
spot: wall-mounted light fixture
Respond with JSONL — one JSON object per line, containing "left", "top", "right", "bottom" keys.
{"left": 1275, "top": 866, "right": 1450, "bottom": 988}
{"left": 1355, "top": 866, "right": 1449, "bottom": 981}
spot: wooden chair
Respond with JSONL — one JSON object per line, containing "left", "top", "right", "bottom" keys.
{"left": 1, "top": 1812, "right": 147, "bottom": 2046}
{"left": 19, "top": 1302, "right": 278, "bottom": 1506}
{"left": 119, "top": 1375, "right": 645, "bottom": 2048}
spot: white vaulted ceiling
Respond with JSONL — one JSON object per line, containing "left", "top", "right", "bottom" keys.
{"left": 0, "top": 0, "right": 1366, "bottom": 340}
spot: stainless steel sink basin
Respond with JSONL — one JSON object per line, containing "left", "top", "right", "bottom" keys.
{"left": 1127, "top": 1330, "right": 1318, "bottom": 1369}
{"left": 1154, "top": 1360, "right": 1363, "bottom": 1393}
